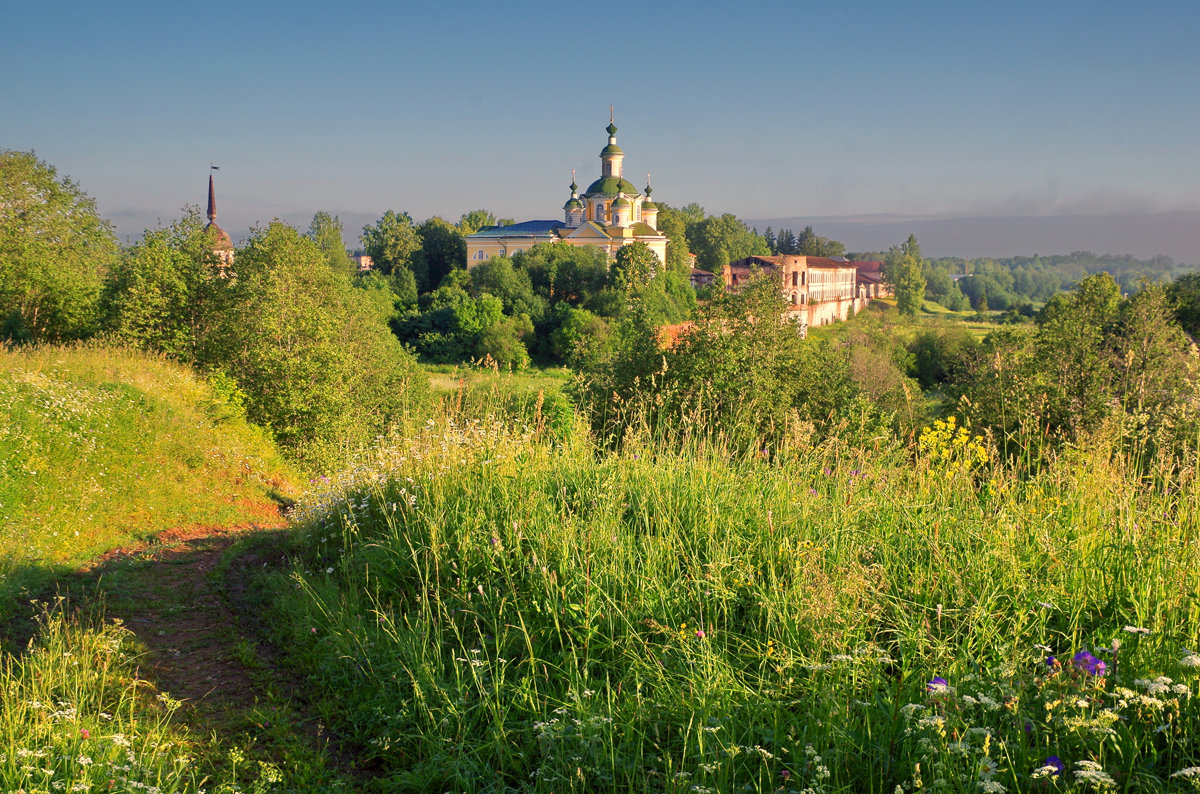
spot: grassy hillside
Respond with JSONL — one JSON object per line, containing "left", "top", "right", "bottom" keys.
{"left": 0, "top": 344, "right": 299, "bottom": 615}
{"left": 267, "top": 417, "right": 1200, "bottom": 792}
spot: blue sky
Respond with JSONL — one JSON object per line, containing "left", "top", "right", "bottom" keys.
{"left": 4, "top": 0, "right": 1199, "bottom": 260}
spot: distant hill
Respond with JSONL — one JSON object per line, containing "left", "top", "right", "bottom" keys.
{"left": 749, "top": 211, "right": 1200, "bottom": 267}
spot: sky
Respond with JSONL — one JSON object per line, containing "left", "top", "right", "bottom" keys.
{"left": 4, "top": 0, "right": 1199, "bottom": 262}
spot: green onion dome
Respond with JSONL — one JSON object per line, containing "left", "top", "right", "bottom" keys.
{"left": 564, "top": 197, "right": 584, "bottom": 210}
{"left": 584, "top": 175, "right": 638, "bottom": 195}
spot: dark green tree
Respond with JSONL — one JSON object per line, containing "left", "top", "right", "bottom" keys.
{"left": 102, "top": 209, "right": 230, "bottom": 361}
{"left": 210, "top": 221, "right": 428, "bottom": 467}
{"left": 514, "top": 242, "right": 609, "bottom": 305}
{"left": 307, "top": 212, "right": 354, "bottom": 276}
{"left": 611, "top": 241, "right": 661, "bottom": 294}
{"left": 653, "top": 203, "right": 694, "bottom": 275}
{"left": 0, "top": 150, "right": 119, "bottom": 342}
{"left": 884, "top": 234, "right": 926, "bottom": 316}
{"left": 690, "top": 213, "right": 769, "bottom": 272}
{"left": 415, "top": 216, "right": 466, "bottom": 290}
{"left": 360, "top": 210, "right": 420, "bottom": 277}
{"left": 1168, "top": 272, "right": 1200, "bottom": 338}
{"left": 468, "top": 255, "right": 544, "bottom": 319}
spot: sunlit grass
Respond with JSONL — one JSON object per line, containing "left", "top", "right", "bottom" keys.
{"left": 0, "top": 343, "right": 298, "bottom": 618}
{"left": 270, "top": 414, "right": 1200, "bottom": 791}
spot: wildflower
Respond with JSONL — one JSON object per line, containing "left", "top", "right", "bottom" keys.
{"left": 80, "top": 728, "right": 89, "bottom": 739}
{"left": 1172, "top": 767, "right": 1200, "bottom": 779}
{"left": 927, "top": 676, "right": 950, "bottom": 694}
{"left": 1045, "top": 655, "right": 1060, "bottom": 670}
{"left": 1123, "top": 625, "right": 1151, "bottom": 635}
{"left": 978, "top": 757, "right": 999, "bottom": 778}
{"left": 1072, "top": 651, "right": 1107, "bottom": 676}
{"left": 1181, "top": 652, "right": 1200, "bottom": 669}
{"left": 695, "top": 629, "right": 706, "bottom": 639}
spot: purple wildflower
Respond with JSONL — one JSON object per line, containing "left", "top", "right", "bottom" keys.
{"left": 1072, "top": 650, "right": 1107, "bottom": 676}
{"left": 695, "top": 629, "right": 706, "bottom": 639}
{"left": 927, "top": 676, "right": 950, "bottom": 693}
{"left": 823, "top": 467, "right": 833, "bottom": 476}
{"left": 1045, "top": 655, "right": 1059, "bottom": 669}
{"left": 1045, "top": 756, "right": 1064, "bottom": 776}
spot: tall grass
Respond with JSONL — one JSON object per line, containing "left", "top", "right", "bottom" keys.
{"left": 1, "top": 605, "right": 208, "bottom": 792}
{"left": 272, "top": 414, "right": 1200, "bottom": 791}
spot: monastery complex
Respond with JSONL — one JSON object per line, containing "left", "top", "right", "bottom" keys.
{"left": 724, "top": 255, "right": 890, "bottom": 328}
{"left": 464, "top": 115, "right": 668, "bottom": 265}
{"left": 465, "top": 114, "right": 891, "bottom": 329}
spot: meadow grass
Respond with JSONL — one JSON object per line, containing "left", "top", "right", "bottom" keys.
{"left": 270, "top": 414, "right": 1200, "bottom": 792}
{"left": 1, "top": 604, "right": 203, "bottom": 792}
{"left": 0, "top": 603, "right": 293, "bottom": 793}
{"left": 0, "top": 344, "right": 299, "bottom": 619}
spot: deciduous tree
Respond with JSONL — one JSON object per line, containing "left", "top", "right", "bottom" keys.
{"left": 884, "top": 234, "right": 926, "bottom": 316}
{"left": 360, "top": 210, "right": 420, "bottom": 277}
{"left": 307, "top": 212, "right": 354, "bottom": 277}
{"left": 0, "top": 150, "right": 118, "bottom": 342}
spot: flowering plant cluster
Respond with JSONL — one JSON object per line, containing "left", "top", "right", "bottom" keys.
{"left": 917, "top": 416, "right": 990, "bottom": 476}
{"left": 898, "top": 640, "right": 1199, "bottom": 792}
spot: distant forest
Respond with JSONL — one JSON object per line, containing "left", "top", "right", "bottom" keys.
{"left": 845, "top": 250, "right": 1189, "bottom": 312}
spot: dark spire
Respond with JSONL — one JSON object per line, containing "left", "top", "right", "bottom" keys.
{"left": 207, "top": 174, "right": 217, "bottom": 222}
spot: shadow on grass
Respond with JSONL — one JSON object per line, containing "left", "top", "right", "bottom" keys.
{"left": 1, "top": 524, "right": 365, "bottom": 788}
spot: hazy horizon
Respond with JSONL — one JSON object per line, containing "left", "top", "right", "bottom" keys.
{"left": 6, "top": 1, "right": 1198, "bottom": 266}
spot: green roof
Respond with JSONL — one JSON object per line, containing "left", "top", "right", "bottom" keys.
{"left": 631, "top": 222, "right": 662, "bottom": 236}
{"left": 601, "top": 143, "right": 623, "bottom": 156}
{"left": 613, "top": 195, "right": 632, "bottom": 207}
{"left": 584, "top": 176, "right": 637, "bottom": 196}
{"left": 563, "top": 198, "right": 584, "bottom": 209}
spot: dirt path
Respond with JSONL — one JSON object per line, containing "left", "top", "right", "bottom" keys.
{"left": 51, "top": 513, "right": 363, "bottom": 787}
{"left": 87, "top": 522, "right": 281, "bottom": 718}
